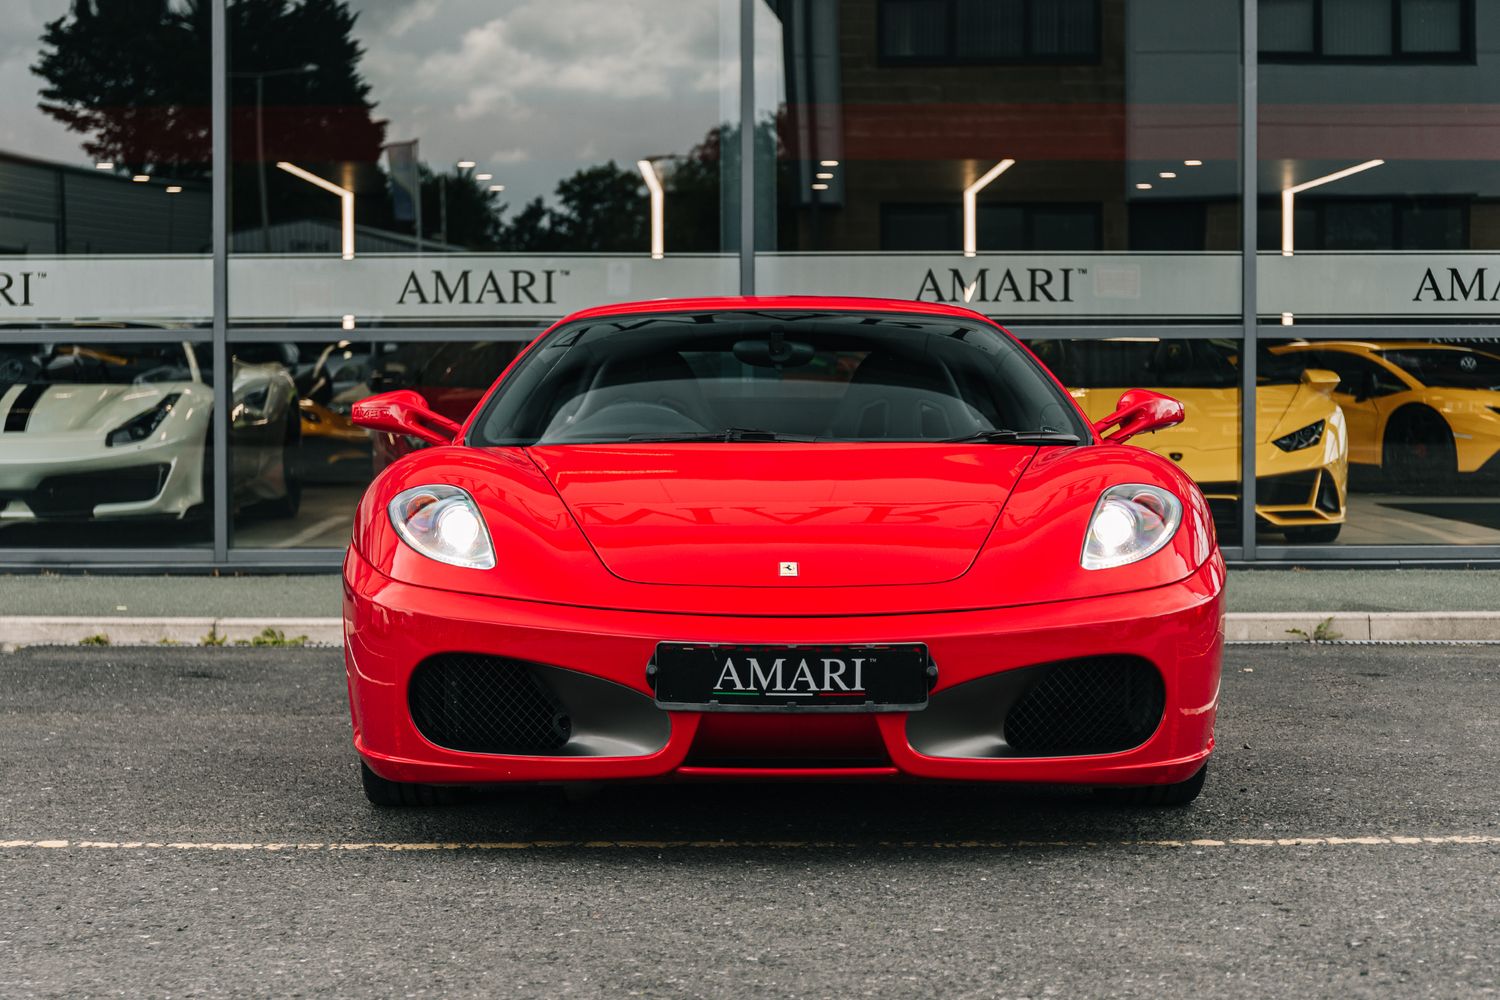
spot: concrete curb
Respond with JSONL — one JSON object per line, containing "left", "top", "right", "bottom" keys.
{"left": 1224, "top": 611, "right": 1500, "bottom": 642}
{"left": 0, "top": 617, "right": 343, "bottom": 650}
{"left": 4, "top": 613, "right": 1500, "bottom": 649}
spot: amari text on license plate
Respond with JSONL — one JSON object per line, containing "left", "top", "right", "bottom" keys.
{"left": 650, "top": 643, "right": 931, "bottom": 712}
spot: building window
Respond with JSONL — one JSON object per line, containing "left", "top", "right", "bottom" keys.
{"left": 1256, "top": 197, "right": 1469, "bottom": 250}
{"left": 878, "top": 0, "right": 1100, "bottom": 65}
{"left": 1260, "top": 0, "right": 1473, "bottom": 62}
{"left": 881, "top": 202, "right": 1102, "bottom": 252}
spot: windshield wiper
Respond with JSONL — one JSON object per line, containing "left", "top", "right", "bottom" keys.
{"left": 626, "top": 428, "right": 813, "bottom": 443}
{"left": 943, "top": 429, "right": 1082, "bottom": 445}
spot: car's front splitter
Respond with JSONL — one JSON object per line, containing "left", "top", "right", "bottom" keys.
{"left": 345, "top": 547, "right": 1224, "bottom": 788}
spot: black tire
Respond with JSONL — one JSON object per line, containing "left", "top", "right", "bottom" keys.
{"left": 360, "top": 761, "right": 456, "bottom": 807}
{"left": 1383, "top": 407, "right": 1456, "bottom": 491}
{"left": 1095, "top": 763, "right": 1208, "bottom": 807}
{"left": 1281, "top": 523, "right": 1342, "bottom": 544}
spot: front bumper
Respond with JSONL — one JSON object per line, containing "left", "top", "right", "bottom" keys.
{"left": 0, "top": 432, "right": 203, "bottom": 520}
{"left": 344, "top": 547, "right": 1225, "bottom": 787}
{"left": 1196, "top": 443, "right": 1348, "bottom": 537}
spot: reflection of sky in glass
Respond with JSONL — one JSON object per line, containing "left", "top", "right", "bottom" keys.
{"left": 0, "top": 0, "right": 735, "bottom": 209}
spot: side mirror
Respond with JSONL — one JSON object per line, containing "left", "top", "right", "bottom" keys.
{"left": 351, "top": 390, "right": 461, "bottom": 447}
{"left": 1300, "top": 368, "right": 1341, "bottom": 395}
{"left": 1093, "top": 389, "right": 1185, "bottom": 445}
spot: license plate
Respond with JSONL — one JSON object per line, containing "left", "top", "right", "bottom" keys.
{"left": 651, "top": 643, "right": 930, "bottom": 712}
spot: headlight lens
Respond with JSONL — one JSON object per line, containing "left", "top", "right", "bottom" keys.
{"left": 1081, "top": 484, "right": 1183, "bottom": 570}
{"left": 1272, "top": 419, "right": 1324, "bottom": 452}
{"left": 105, "top": 393, "right": 180, "bottom": 447}
{"left": 388, "top": 484, "right": 495, "bottom": 570}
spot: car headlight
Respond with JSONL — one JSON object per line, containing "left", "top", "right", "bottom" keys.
{"left": 1082, "top": 484, "right": 1183, "bottom": 570}
{"left": 105, "top": 393, "right": 180, "bottom": 447}
{"left": 388, "top": 484, "right": 495, "bottom": 570}
{"left": 1272, "top": 419, "right": 1324, "bottom": 452}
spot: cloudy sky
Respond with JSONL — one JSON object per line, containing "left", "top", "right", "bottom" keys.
{"left": 0, "top": 0, "right": 744, "bottom": 209}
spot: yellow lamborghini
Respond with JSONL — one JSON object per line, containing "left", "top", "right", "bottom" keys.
{"left": 1028, "top": 338, "right": 1349, "bottom": 543}
{"left": 1270, "top": 342, "right": 1500, "bottom": 488}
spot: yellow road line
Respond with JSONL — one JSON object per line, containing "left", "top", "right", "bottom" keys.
{"left": 0, "top": 834, "right": 1497, "bottom": 853}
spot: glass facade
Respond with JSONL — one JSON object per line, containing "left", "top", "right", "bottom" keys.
{"left": 0, "top": 0, "right": 1496, "bottom": 566}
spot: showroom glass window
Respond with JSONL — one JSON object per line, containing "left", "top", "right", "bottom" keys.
{"left": 225, "top": 0, "right": 741, "bottom": 327}
{"left": 0, "top": 2, "right": 212, "bottom": 552}
{"left": 1256, "top": 0, "right": 1500, "bottom": 549}
{"left": 754, "top": 0, "right": 1243, "bottom": 321}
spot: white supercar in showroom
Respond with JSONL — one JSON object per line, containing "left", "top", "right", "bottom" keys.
{"left": 0, "top": 343, "right": 301, "bottom": 523}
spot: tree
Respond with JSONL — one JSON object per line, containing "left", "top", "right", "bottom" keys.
{"left": 418, "top": 167, "right": 507, "bottom": 250}
{"left": 493, "top": 160, "right": 646, "bottom": 252}
{"left": 34, "top": 0, "right": 212, "bottom": 177}
{"left": 34, "top": 0, "right": 389, "bottom": 242}
{"left": 495, "top": 132, "right": 735, "bottom": 254}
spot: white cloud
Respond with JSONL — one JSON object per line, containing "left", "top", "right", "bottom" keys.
{"left": 358, "top": 0, "right": 738, "bottom": 207}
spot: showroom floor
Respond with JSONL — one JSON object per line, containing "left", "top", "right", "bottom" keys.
{"left": 1316, "top": 493, "right": 1500, "bottom": 547}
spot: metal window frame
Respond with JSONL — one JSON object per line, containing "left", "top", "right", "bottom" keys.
{"left": 2, "top": 0, "right": 1498, "bottom": 572}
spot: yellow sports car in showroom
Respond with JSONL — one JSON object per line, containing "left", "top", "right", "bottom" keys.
{"left": 1028, "top": 338, "right": 1348, "bottom": 543}
{"left": 1270, "top": 342, "right": 1500, "bottom": 488}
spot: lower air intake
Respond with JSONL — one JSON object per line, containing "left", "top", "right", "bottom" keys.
{"left": 1003, "top": 656, "right": 1165, "bottom": 756}
{"left": 408, "top": 654, "right": 572, "bottom": 754}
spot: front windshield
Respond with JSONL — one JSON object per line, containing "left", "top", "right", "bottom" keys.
{"left": 1379, "top": 348, "right": 1500, "bottom": 390}
{"left": 0, "top": 343, "right": 197, "bottom": 386}
{"left": 471, "top": 310, "right": 1088, "bottom": 446}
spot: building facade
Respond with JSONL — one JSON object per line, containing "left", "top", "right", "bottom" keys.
{"left": 1, "top": 0, "right": 1498, "bottom": 569}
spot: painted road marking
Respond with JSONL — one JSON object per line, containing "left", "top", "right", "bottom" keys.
{"left": 0, "top": 834, "right": 1497, "bottom": 853}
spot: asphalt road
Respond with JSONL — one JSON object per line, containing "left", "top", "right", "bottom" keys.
{"left": 1, "top": 644, "right": 1497, "bottom": 999}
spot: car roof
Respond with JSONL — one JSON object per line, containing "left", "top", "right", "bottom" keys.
{"left": 555, "top": 295, "right": 1000, "bottom": 326}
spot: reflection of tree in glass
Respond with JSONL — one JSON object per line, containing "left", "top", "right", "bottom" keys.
{"left": 34, "top": 0, "right": 212, "bottom": 176}
{"left": 222, "top": 0, "right": 387, "bottom": 236}
{"left": 495, "top": 126, "right": 731, "bottom": 253}
{"left": 36, "top": 3, "right": 740, "bottom": 255}
{"left": 35, "top": 0, "right": 386, "bottom": 239}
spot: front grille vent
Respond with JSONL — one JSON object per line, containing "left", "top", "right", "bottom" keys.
{"left": 408, "top": 654, "right": 571, "bottom": 755}
{"left": 1257, "top": 471, "right": 1318, "bottom": 507}
{"left": 1004, "top": 656, "right": 1164, "bottom": 756}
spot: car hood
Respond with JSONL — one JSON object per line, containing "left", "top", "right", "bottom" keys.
{"left": 524, "top": 444, "right": 1036, "bottom": 588}
{"left": 0, "top": 381, "right": 198, "bottom": 435}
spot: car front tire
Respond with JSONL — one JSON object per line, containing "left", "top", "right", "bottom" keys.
{"left": 1095, "top": 763, "right": 1207, "bottom": 807}
{"left": 1383, "top": 406, "right": 1456, "bottom": 490}
{"left": 360, "top": 761, "right": 455, "bottom": 807}
{"left": 1281, "top": 523, "right": 1342, "bottom": 544}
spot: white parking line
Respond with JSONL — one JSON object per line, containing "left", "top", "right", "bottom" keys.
{"left": 0, "top": 834, "right": 1497, "bottom": 853}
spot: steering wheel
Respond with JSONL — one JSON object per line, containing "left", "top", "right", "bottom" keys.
{"left": 547, "top": 400, "right": 711, "bottom": 441}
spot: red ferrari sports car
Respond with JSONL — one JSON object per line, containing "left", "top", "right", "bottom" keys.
{"left": 345, "top": 297, "right": 1223, "bottom": 807}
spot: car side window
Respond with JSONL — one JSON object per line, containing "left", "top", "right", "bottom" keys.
{"left": 1313, "top": 353, "right": 1403, "bottom": 400}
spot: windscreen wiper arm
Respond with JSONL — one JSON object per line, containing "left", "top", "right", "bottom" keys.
{"left": 943, "top": 429, "right": 1082, "bottom": 445}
